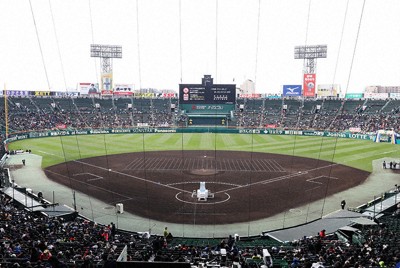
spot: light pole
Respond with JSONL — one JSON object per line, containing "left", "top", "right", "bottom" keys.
{"left": 11, "top": 179, "right": 15, "bottom": 203}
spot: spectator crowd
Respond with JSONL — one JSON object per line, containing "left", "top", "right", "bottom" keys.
{"left": 0, "top": 96, "right": 399, "bottom": 134}
{"left": 0, "top": 187, "right": 399, "bottom": 267}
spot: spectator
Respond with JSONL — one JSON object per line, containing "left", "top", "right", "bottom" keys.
{"left": 319, "top": 229, "right": 326, "bottom": 239}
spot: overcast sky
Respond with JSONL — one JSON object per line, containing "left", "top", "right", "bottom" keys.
{"left": 0, "top": 0, "right": 399, "bottom": 94}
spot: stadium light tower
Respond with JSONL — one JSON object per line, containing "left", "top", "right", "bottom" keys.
{"left": 294, "top": 45, "right": 327, "bottom": 74}
{"left": 294, "top": 45, "right": 327, "bottom": 97}
{"left": 90, "top": 44, "right": 122, "bottom": 93}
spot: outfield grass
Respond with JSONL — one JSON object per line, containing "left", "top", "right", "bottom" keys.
{"left": 8, "top": 133, "right": 400, "bottom": 172}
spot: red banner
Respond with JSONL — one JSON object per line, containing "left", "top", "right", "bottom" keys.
{"left": 303, "top": 74, "right": 316, "bottom": 97}
{"left": 349, "top": 127, "right": 361, "bottom": 133}
{"left": 55, "top": 124, "right": 67, "bottom": 129}
{"left": 265, "top": 124, "right": 276, "bottom": 128}
{"left": 239, "top": 94, "right": 262, "bottom": 99}
{"left": 162, "top": 93, "right": 175, "bottom": 98}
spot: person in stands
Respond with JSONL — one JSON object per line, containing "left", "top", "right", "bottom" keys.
{"left": 319, "top": 229, "right": 326, "bottom": 239}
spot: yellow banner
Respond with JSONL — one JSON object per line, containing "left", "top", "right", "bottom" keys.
{"left": 101, "top": 73, "right": 113, "bottom": 94}
{"left": 35, "top": 91, "right": 51, "bottom": 96}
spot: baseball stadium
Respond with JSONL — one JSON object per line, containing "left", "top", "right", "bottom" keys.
{"left": 1, "top": 1, "right": 400, "bottom": 268}
{"left": 1, "top": 88, "right": 400, "bottom": 267}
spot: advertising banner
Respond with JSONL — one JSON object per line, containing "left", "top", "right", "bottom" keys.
{"left": 389, "top": 92, "right": 400, "bottom": 99}
{"left": 4, "top": 90, "right": 30, "bottom": 96}
{"left": 303, "top": 74, "right": 316, "bottom": 97}
{"left": 162, "top": 93, "right": 176, "bottom": 98}
{"left": 79, "top": 83, "right": 99, "bottom": 95}
{"left": 283, "top": 85, "right": 302, "bottom": 97}
{"left": 55, "top": 124, "right": 67, "bottom": 129}
{"left": 5, "top": 128, "right": 377, "bottom": 144}
{"left": 317, "top": 84, "right": 340, "bottom": 97}
{"left": 265, "top": 94, "right": 281, "bottom": 99}
{"left": 345, "top": 93, "right": 363, "bottom": 99}
{"left": 363, "top": 92, "right": 388, "bottom": 99}
{"left": 114, "top": 84, "right": 134, "bottom": 96}
{"left": 239, "top": 93, "right": 262, "bottom": 99}
{"left": 34, "top": 91, "right": 51, "bottom": 96}
{"left": 55, "top": 92, "right": 80, "bottom": 97}
{"left": 134, "top": 92, "right": 155, "bottom": 98}
{"left": 101, "top": 73, "right": 113, "bottom": 95}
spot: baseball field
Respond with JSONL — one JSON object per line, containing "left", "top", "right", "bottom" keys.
{"left": 7, "top": 133, "right": 400, "bottom": 225}
{"left": 8, "top": 133, "right": 399, "bottom": 171}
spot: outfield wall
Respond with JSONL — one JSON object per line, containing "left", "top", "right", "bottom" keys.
{"left": 4, "top": 127, "right": 377, "bottom": 145}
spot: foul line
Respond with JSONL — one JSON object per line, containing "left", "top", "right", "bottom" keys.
{"left": 39, "top": 150, "right": 193, "bottom": 194}
{"left": 73, "top": 172, "right": 104, "bottom": 182}
{"left": 45, "top": 169, "right": 132, "bottom": 204}
{"left": 213, "top": 163, "right": 339, "bottom": 194}
{"left": 39, "top": 150, "right": 342, "bottom": 196}
{"left": 307, "top": 175, "right": 339, "bottom": 185}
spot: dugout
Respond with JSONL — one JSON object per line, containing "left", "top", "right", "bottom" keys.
{"left": 179, "top": 75, "right": 236, "bottom": 126}
{"left": 374, "top": 129, "right": 400, "bottom": 144}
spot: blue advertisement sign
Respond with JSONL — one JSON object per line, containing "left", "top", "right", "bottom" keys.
{"left": 283, "top": 85, "right": 302, "bottom": 96}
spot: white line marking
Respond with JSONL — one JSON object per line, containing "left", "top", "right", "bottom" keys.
{"left": 305, "top": 186, "right": 321, "bottom": 192}
{"left": 214, "top": 163, "right": 339, "bottom": 194}
{"left": 73, "top": 172, "right": 104, "bottom": 182}
{"left": 45, "top": 169, "right": 132, "bottom": 200}
{"left": 72, "top": 160, "right": 194, "bottom": 194}
{"left": 40, "top": 149, "right": 344, "bottom": 197}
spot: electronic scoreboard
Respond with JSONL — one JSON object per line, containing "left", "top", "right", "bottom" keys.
{"left": 179, "top": 75, "right": 236, "bottom": 105}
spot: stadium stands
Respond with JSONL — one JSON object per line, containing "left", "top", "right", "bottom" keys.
{"left": 0, "top": 186, "right": 398, "bottom": 267}
{"left": 2, "top": 95, "right": 400, "bottom": 132}
{"left": 0, "top": 95, "right": 400, "bottom": 267}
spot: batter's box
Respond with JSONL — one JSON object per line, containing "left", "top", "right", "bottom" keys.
{"left": 306, "top": 175, "right": 339, "bottom": 189}
{"left": 73, "top": 172, "right": 104, "bottom": 182}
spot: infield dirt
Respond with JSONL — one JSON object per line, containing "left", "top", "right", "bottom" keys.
{"left": 44, "top": 150, "right": 369, "bottom": 225}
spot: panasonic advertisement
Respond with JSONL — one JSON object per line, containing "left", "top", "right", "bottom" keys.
{"left": 283, "top": 85, "right": 302, "bottom": 96}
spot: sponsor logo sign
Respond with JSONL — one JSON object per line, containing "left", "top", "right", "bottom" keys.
{"left": 162, "top": 93, "right": 175, "bottom": 98}
{"left": 239, "top": 94, "right": 262, "bottom": 98}
{"left": 101, "top": 73, "right": 113, "bottom": 95}
{"left": 389, "top": 92, "right": 400, "bottom": 99}
{"left": 35, "top": 91, "right": 51, "bottom": 96}
{"left": 303, "top": 74, "right": 316, "bottom": 97}
{"left": 345, "top": 93, "right": 363, "bottom": 99}
{"left": 317, "top": 84, "right": 340, "bottom": 97}
{"left": 79, "top": 83, "right": 99, "bottom": 95}
{"left": 283, "top": 85, "right": 302, "bottom": 96}
{"left": 2, "top": 90, "right": 29, "bottom": 96}
{"left": 363, "top": 92, "right": 388, "bottom": 99}
{"left": 114, "top": 84, "right": 134, "bottom": 96}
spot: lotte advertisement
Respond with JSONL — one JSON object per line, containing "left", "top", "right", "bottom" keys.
{"left": 303, "top": 74, "right": 316, "bottom": 97}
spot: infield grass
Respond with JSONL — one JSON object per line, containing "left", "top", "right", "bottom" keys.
{"left": 8, "top": 133, "right": 400, "bottom": 172}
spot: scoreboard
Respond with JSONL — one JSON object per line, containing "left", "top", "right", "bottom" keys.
{"left": 179, "top": 84, "right": 236, "bottom": 104}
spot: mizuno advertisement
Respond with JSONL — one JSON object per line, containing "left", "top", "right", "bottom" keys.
{"left": 282, "top": 85, "right": 302, "bottom": 96}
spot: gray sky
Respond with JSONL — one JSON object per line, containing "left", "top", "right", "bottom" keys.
{"left": 0, "top": 0, "right": 399, "bottom": 94}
